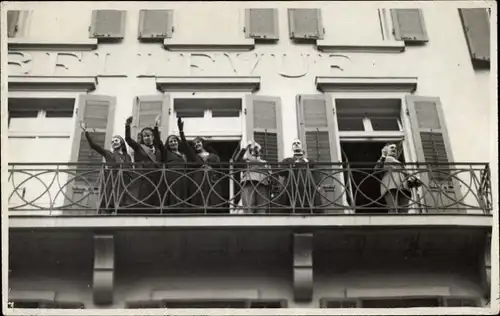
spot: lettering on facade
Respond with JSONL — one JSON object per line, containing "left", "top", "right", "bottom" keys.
{"left": 7, "top": 51, "right": 352, "bottom": 77}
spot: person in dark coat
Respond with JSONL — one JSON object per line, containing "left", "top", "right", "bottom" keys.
{"left": 124, "top": 116, "right": 163, "bottom": 212}
{"left": 153, "top": 117, "right": 190, "bottom": 212}
{"left": 278, "top": 139, "right": 322, "bottom": 213}
{"left": 80, "top": 122, "right": 133, "bottom": 213}
{"left": 179, "top": 120, "right": 222, "bottom": 213}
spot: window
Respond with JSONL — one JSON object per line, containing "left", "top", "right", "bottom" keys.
{"left": 361, "top": 298, "right": 441, "bottom": 308}
{"left": 245, "top": 8, "right": 279, "bottom": 41}
{"left": 89, "top": 10, "right": 126, "bottom": 39}
{"left": 458, "top": 8, "right": 490, "bottom": 69}
{"left": 126, "top": 299, "right": 286, "bottom": 309}
{"left": 288, "top": 8, "right": 324, "bottom": 40}
{"left": 138, "top": 9, "right": 174, "bottom": 40}
{"left": 390, "top": 9, "right": 428, "bottom": 42}
{"left": 171, "top": 98, "right": 243, "bottom": 137}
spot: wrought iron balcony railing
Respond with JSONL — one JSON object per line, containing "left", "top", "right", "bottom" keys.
{"left": 7, "top": 162, "right": 492, "bottom": 216}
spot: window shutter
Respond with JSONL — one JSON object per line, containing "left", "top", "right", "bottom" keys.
{"left": 245, "top": 8, "right": 279, "bottom": 40}
{"left": 406, "top": 95, "right": 464, "bottom": 213}
{"left": 288, "top": 8, "right": 324, "bottom": 40}
{"left": 69, "top": 95, "right": 116, "bottom": 212}
{"left": 90, "top": 10, "right": 126, "bottom": 39}
{"left": 296, "top": 94, "right": 343, "bottom": 212}
{"left": 245, "top": 95, "right": 283, "bottom": 162}
{"left": 138, "top": 9, "right": 174, "bottom": 40}
{"left": 459, "top": 8, "right": 490, "bottom": 68}
{"left": 132, "top": 95, "right": 170, "bottom": 141}
{"left": 7, "top": 10, "right": 20, "bottom": 38}
{"left": 391, "top": 9, "right": 428, "bottom": 42}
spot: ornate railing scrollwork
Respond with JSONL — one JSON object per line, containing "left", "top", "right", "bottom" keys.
{"left": 7, "top": 162, "right": 492, "bottom": 215}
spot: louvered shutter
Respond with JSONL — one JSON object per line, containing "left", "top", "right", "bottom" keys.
{"left": 245, "top": 8, "right": 279, "bottom": 40}
{"left": 406, "top": 96, "right": 463, "bottom": 213}
{"left": 68, "top": 95, "right": 116, "bottom": 212}
{"left": 459, "top": 8, "right": 490, "bottom": 68}
{"left": 7, "top": 10, "right": 20, "bottom": 38}
{"left": 288, "top": 8, "right": 324, "bottom": 40}
{"left": 245, "top": 95, "right": 283, "bottom": 162}
{"left": 296, "top": 94, "right": 343, "bottom": 213}
{"left": 138, "top": 9, "right": 174, "bottom": 40}
{"left": 391, "top": 9, "right": 428, "bottom": 42}
{"left": 90, "top": 10, "right": 126, "bottom": 39}
{"left": 132, "top": 95, "right": 170, "bottom": 141}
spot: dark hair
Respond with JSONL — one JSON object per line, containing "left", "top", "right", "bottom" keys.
{"left": 165, "top": 135, "right": 181, "bottom": 152}
{"left": 139, "top": 127, "right": 154, "bottom": 144}
{"left": 191, "top": 137, "right": 218, "bottom": 156}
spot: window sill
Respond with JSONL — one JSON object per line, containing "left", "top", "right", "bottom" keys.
{"left": 8, "top": 75, "right": 98, "bottom": 92}
{"left": 163, "top": 39, "right": 255, "bottom": 52}
{"left": 316, "top": 40, "right": 405, "bottom": 53}
{"left": 155, "top": 76, "right": 260, "bottom": 92}
{"left": 316, "top": 76, "right": 418, "bottom": 92}
{"left": 7, "top": 38, "right": 98, "bottom": 51}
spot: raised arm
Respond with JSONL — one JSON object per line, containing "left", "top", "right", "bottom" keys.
{"left": 85, "top": 131, "right": 108, "bottom": 157}
{"left": 124, "top": 116, "right": 141, "bottom": 151}
{"left": 177, "top": 117, "right": 198, "bottom": 163}
{"left": 153, "top": 115, "right": 165, "bottom": 159}
{"left": 80, "top": 122, "right": 108, "bottom": 158}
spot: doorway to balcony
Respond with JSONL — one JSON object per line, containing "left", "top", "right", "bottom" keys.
{"left": 208, "top": 140, "right": 240, "bottom": 213}
{"left": 341, "top": 141, "right": 406, "bottom": 214}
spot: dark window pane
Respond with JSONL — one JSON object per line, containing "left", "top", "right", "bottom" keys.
{"left": 362, "top": 298, "right": 440, "bottom": 308}
{"left": 176, "top": 110, "right": 205, "bottom": 118}
{"left": 163, "top": 301, "right": 247, "bottom": 308}
{"left": 325, "top": 300, "right": 358, "bottom": 308}
{"left": 46, "top": 110, "right": 74, "bottom": 118}
{"left": 371, "top": 117, "right": 400, "bottom": 131}
{"left": 9, "top": 111, "right": 38, "bottom": 118}
{"left": 250, "top": 301, "right": 285, "bottom": 308}
{"left": 212, "top": 109, "right": 240, "bottom": 117}
{"left": 446, "top": 299, "right": 480, "bottom": 307}
{"left": 337, "top": 117, "right": 364, "bottom": 131}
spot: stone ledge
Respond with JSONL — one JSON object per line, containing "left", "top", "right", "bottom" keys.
{"left": 164, "top": 39, "right": 255, "bottom": 52}
{"left": 156, "top": 76, "right": 260, "bottom": 92}
{"left": 8, "top": 39, "right": 98, "bottom": 51}
{"left": 8, "top": 214, "right": 493, "bottom": 230}
{"left": 316, "top": 76, "right": 418, "bottom": 92}
{"left": 317, "top": 40, "right": 405, "bottom": 53}
{"left": 8, "top": 76, "right": 98, "bottom": 91}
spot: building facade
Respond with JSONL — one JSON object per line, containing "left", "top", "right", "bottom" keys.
{"left": 3, "top": 0, "right": 497, "bottom": 312}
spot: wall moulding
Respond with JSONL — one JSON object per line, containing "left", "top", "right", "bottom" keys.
{"left": 155, "top": 76, "right": 260, "bottom": 92}
{"left": 316, "top": 76, "right": 418, "bottom": 92}
{"left": 8, "top": 39, "right": 98, "bottom": 51}
{"left": 8, "top": 75, "right": 97, "bottom": 92}
{"left": 163, "top": 39, "right": 255, "bottom": 52}
{"left": 316, "top": 40, "right": 405, "bottom": 53}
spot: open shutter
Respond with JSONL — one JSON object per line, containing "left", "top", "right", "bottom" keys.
{"left": 90, "top": 10, "right": 126, "bottom": 39}
{"left": 7, "top": 10, "right": 20, "bottom": 38}
{"left": 245, "top": 8, "right": 279, "bottom": 40}
{"left": 459, "top": 8, "right": 490, "bottom": 68}
{"left": 288, "top": 8, "right": 324, "bottom": 40}
{"left": 296, "top": 94, "right": 343, "bottom": 213}
{"left": 138, "top": 9, "right": 174, "bottom": 40}
{"left": 406, "top": 96, "right": 463, "bottom": 213}
{"left": 391, "top": 9, "right": 428, "bottom": 42}
{"left": 68, "top": 95, "right": 116, "bottom": 212}
{"left": 132, "top": 95, "right": 170, "bottom": 141}
{"left": 245, "top": 95, "right": 283, "bottom": 162}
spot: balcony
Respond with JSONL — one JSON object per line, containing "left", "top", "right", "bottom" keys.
{"left": 7, "top": 162, "right": 492, "bottom": 217}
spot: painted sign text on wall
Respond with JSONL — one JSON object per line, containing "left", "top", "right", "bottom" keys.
{"left": 7, "top": 51, "right": 352, "bottom": 78}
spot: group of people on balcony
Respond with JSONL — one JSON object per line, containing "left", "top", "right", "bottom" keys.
{"left": 81, "top": 116, "right": 421, "bottom": 214}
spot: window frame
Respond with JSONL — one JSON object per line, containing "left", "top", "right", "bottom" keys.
{"left": 7, "top": 95, "right": 77, "bottom": 138}
{"left": 329, "top": 92, "right": 419, "bottom": 213}
{"left": 168, "top": 91, "right": 248, "bottom": 141}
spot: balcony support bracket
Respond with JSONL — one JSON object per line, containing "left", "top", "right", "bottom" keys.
{"left": 93, "top": 234, "right": 114, "bottom": 306}
{"left": 293, "top": 232, "right": 313, "bottom": 302}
